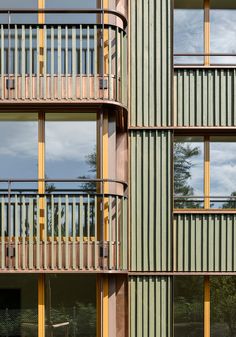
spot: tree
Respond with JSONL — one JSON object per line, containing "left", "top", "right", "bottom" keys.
{"left": 174, "top": 142, "right": 201, "bottom": 208}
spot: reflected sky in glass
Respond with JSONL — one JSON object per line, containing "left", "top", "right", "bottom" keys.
{"left": 211, "top": 10, "right": 236, "bottom": 64}
{"left": 210, "top": 141, "right": 236, "bottom": 197}
{"left": 45, "top": 119, "right": 96, "bottom": 180}
{"left": 174, "top": 9, "right": 204, "bottom": 64}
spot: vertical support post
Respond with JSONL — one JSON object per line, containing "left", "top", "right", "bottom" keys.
{"left": 38, "top": 112, "right": 45, "bottom": 239}
{"left": 204, "top": 136, "right": 210, "bottom": 209}
{"left": 38, "top": 0, "right": 45, "bottom": 74}
{"left": 38, "top": 274, "right": 45, "bottom": 337}
{"left": 204, "top": 0, "right": 210, "bottom": 66}
{"left": 204, "top": 276, "right": 210, "bottom": 337}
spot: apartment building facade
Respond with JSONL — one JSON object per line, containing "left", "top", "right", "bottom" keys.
{"left": 0, "top": 0, "right": 235, "bottom": 337}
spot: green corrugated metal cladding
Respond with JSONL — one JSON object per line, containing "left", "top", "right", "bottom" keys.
{"left": 129, "top": 276, "right": 173, "bottom": 337}
{"left": 174, "top": 68, "right": 236, "bottom": 127}
{"left": 130, "top": 0, "right": 172, "bottom": 126}
{"left": 130, "top": 130, "right": 173, "bottom": 271}
{"left": 174, "top": 213, "right": 236, "bottom": 272}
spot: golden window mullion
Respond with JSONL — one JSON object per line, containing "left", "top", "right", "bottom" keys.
{"left": 204, "top": 276, "right": 211, "bottom": 337}
{"left": 204, "top": 0, "right": 210, "bottom": 66}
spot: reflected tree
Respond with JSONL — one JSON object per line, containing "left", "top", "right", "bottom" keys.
{"left": 174, "top": 142, "right": 201, "bottom": 208}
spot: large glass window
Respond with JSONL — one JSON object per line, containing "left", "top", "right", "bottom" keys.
{"left": 174, "top": 276, "right": 236, "bottom": 337}
{"left": 0, "top": 275, "right": 38, "bottom": 337}
{"left": 45, "top": 275, "right": 96, "bottom": 337}
{"left": 174, "top": 9, "right": 204, "bottom": 64}
{"left": 45, "top": 113, "right": 97, "bottom": 180}
{"left": 174, "top": 136, "right": 236, "bottom": 209}
{"left": 174, "top": 136, "right": 204, "bottom": 208}
{"left": 174, "top": 276, "right": 204, "bottom": 337}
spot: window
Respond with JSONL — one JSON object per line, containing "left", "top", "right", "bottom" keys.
{"left": 174, "top": 136, "right": 236, "bottom": 209}
{"left": 174, "top": 0, "right": 236, "bottom": 65}
{"left": 174, "top": 276, "right": 236, "bottom": 337}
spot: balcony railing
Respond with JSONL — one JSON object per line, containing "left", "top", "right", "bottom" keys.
{"left": 174, "top": 195, "right": 236, "bottom": 210}
{"left": 174, "top": 53, "right": 236, "bottom": 67}
{"left": 0, "top": 9, "right": 127, "bottom": 105}
{"left": 0, "top": 179, "right": 128, "bottom": 272}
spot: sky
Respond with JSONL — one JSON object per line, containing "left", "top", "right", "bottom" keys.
{"left": 0, "top": 120, "right": 96, "bottom": 188}
{"left": 174, "top": 9, "right": 236, "bottom": 64}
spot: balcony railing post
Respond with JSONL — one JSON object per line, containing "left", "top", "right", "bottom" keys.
{"left": 7, "top": 11, "right": 11, "bottom": 100}
{"left": 7, "top": 180, "right": 12, "bottom": 268}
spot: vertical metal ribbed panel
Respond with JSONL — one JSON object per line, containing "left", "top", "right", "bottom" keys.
{"left": 130, "top": 0, "right": 172, "bottom": 127}
{"left": 174, "top": 213, "right": 236, "bottom": 272}
{"left": 130, "top": 276, "right": 172, "bottom": 337}
{"left": 174, "top": 68, "right": 236, "bottom": 127}
{"left": 130, "top": 131, "right": 172, "bottom": 271}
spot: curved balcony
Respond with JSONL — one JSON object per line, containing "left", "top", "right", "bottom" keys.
{"left": 0, "top": 9, "right": 128, "bottom": 107}
{"left": 0, "top": 178, "right": 128, "bottom": 272}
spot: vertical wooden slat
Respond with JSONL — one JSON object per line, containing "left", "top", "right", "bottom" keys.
{"left": 120, "top": 29, "right": 123, "bottom": 104}
{"left": 36, "top": 195, "right": 40, "bottom": 269}
{"left": 123, "top": 196, "right": 127, "bottom": 270}
{"left": 29, "top": 198, "right": 34, "bottom": 269}
{"left": 22, "top": 196, "right": 26, "bottom": 270}
{"left": 65, "top": 195, "right": 69, "bottom": 270}
{"left": 51, "top": 195, "right": 54, "bottom": 269}
{"left": 80, "top": 25, "right": 82, "bottom": 99}
{"left": 65, "top": 25, "right": 68, "bottom": 99}
{"left": 21, "top": 25, "right": 25, "bottom": 99}
{"left": 1, "top": 26, "right": 4, "bottom": 100}
{"left": 58, "top": 196, "right": 62, "bottom": 269}
{"left": 94, "top": 25, "right": 97, "bottom": 99}
{"left": 36, "top": 27, "right": 40, "bottom": 99}
{"left": 14, "top": 195, "right": 18, "bottom": 270}
{"left": 94, "top": 195, "right": 97, "bottom": 269}
{"left": 72, "top": 26, "right": 76, "bottom": 100}
{"left": 72, "top": 196, "right": 76, "bottom": 269}
{"left": 108, "top": 196, "right": 112, "bottom": 269}
{"left": 86, "top": 25, "right": 90, "bottom": 99}
{"left": 14, "top": 25, "right": 18, "bottom": 99}
{"left": 87, "top": 195, "right": 90, "bottom": 269}
{"left": 115, "top": 195, "right": 119, "bottom": 269}
{"left": 57, "top": 25, "right": 62, "bottom": 99}
{"left": 29, "top": 26, "right": 33, "bottom": 99}
{"left": 1, "top": 197, "right": 5, "bottom": 269}
{"left": 79, "top": 195, "right": 83, "bottom": 269}
{"left": 43, "top": 196, "right": 47, "bottom": 269}
{"left": 51, "top": 26, "right": 54, "bottom": 99}
{"left": 115, "top": 27, "right": 119, "bottom": 101}
{"left": 43, "top": 25, "right": 47, "bottom": 99}
{"left": 108, "top": 26, "right": 112, "bottom": 100}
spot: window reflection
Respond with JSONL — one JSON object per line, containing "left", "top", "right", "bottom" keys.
{"left": 174, "top": 9, "right": 204, "bottom": 64}
{"left": 174, "top": 276, "right": 204, "bottom": 337}
{"left": 211, "top": 277, "right": 236, "bottom": 337}
{"left": 210, "top": 138, "right": 236, "bottom": 209}
{"left": 45, "top": 275, "right": 96, "bottom": 337}
{"left": 211, "top": 10, "right": 236, "bottom": 65}
{"left": 174, "top": 137, "right": 204, "bottom": 208}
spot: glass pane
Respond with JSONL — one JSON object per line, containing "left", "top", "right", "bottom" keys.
{"left": 174, "top": 137, "right": 204, "bottom": 208}
{"left": 210, "top": 139, "right": 236, "bottom": 208}
{"left": 174, "top": 9, "right": 204, "bottom": 64}
{"left": 0, "top": 275, "right": 38, "bottom": 337}
{"left": 45, "top": 275, "right": 96, "bottom": 337}
{"left": 211, "top": 10, "right": 236, "bottom": 65}
{"left": 211, "top": 276, "right": 236, "bottom": 337}
{"left": 45, "top": 113, "right": 97, "bottom": 189}
{"left": 174, "top": 276, "right": 204, "bottom": 337}
{"left": 45, "top": 0, "right": 97, "bottom": 24}
{"left": 0, "top": 115, "right": 38, "bottom": 191}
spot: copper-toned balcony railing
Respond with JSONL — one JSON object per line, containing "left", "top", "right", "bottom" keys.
{"left": 0, "top": 178, "right": 128, "bottom": 272}
{"left": 0, "top": 9, "right": 127, "bottom": 105}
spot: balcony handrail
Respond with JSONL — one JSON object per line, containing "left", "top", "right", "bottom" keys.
{"left": 0, "top": 8, "right": 127, "bottom": 29}
{"left": 174, "top": 195, "right": 236, "bottom": 199}
{"left": 174, "top": 53, "right": 236, "bottom": 57}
